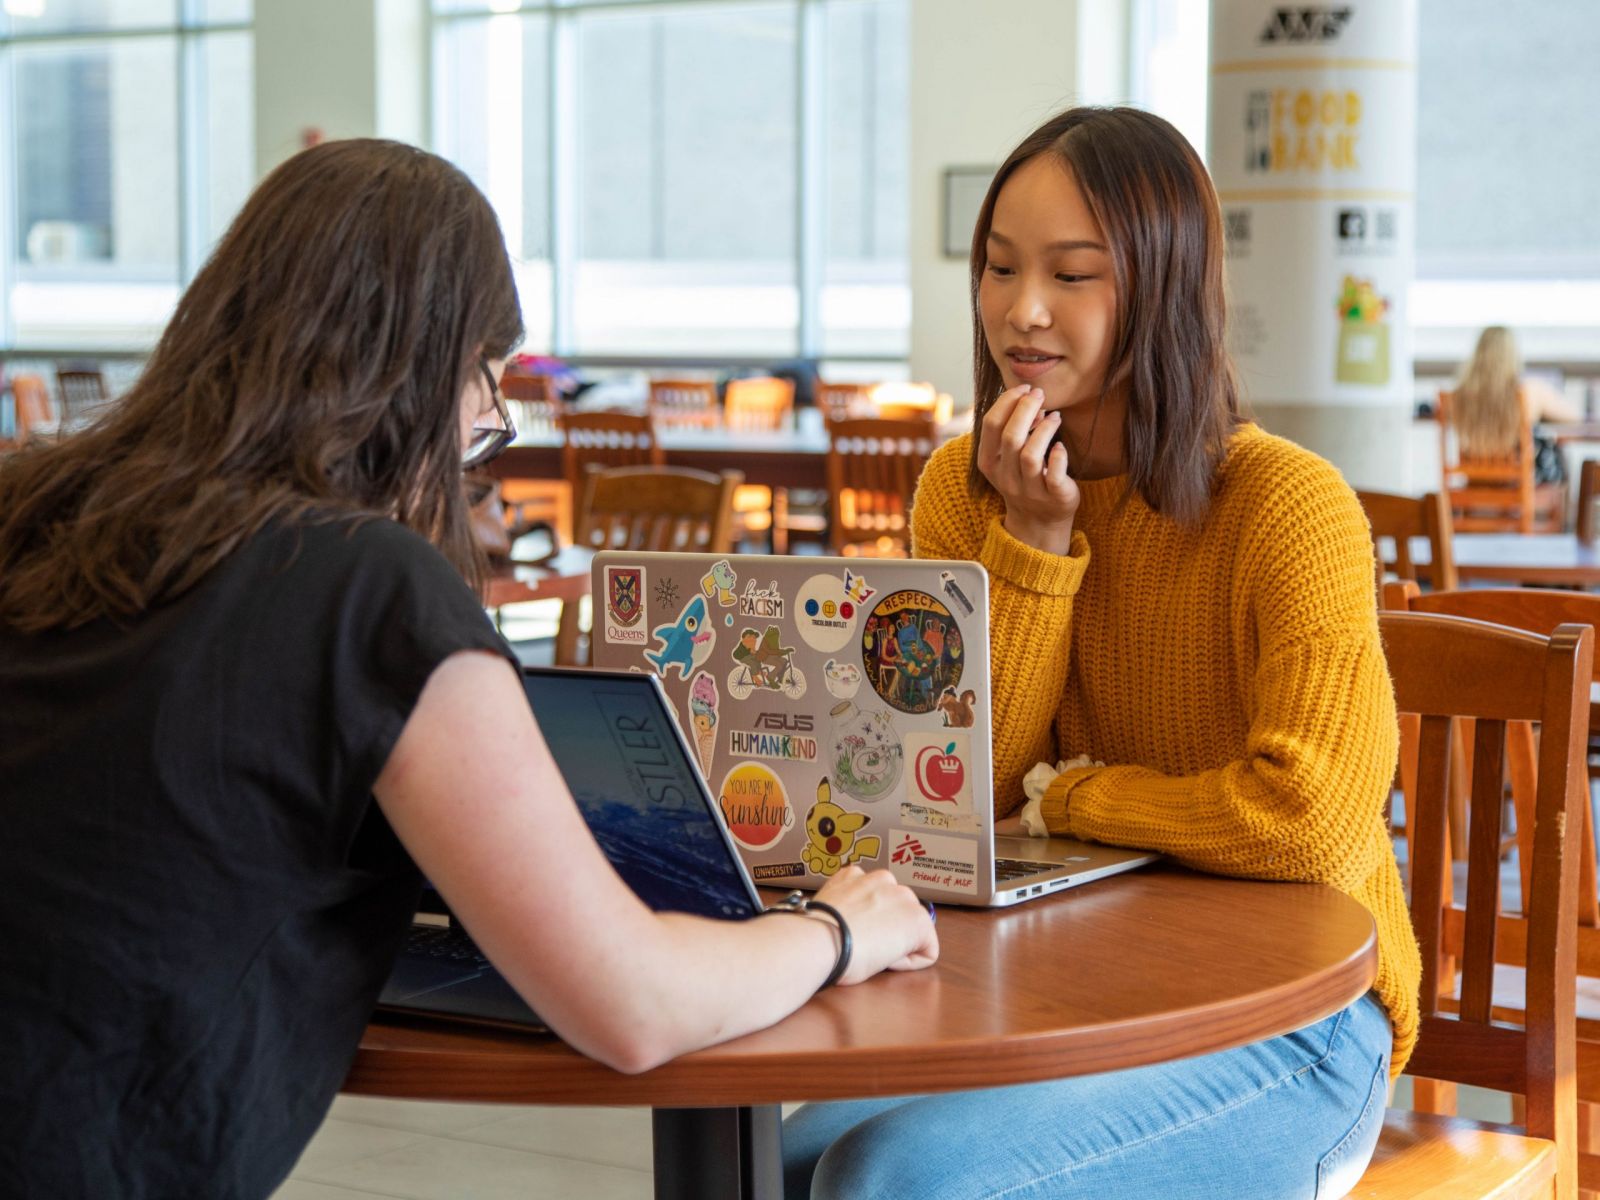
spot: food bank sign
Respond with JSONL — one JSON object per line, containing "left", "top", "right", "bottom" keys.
{"left": 1210, "top": 2, "right": 1416, "bottom": 406}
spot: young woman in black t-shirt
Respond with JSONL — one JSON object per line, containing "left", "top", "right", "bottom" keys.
{"left": 0, "top": 140, "right": 936, "bottom": 1200}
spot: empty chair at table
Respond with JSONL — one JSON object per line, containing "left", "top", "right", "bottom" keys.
{"left": 825, "top": 417, "right": 937, "bottom": 557}
{"left": 723, "top": 376, "right": 796, "bottom": 550}
{"left": 54, "top": 364, "right": 108, "bottom": 421}
{"left": 815, "top": 379, "right": 876, "bottom": 424}
{"left": 1353, "top": 608, "right": 1591, "bottom": 1198}
{"left": 558, "top": 408, "right": 662, "bottom": 498}
{"left": 6, "top": 374, "right": 58, "bottom": 444}
{"left": 1356, "top": 489, "right": 1459, "bottom": 593}
{"left": 648, "top": 377, "right": 719, "bottom": 429}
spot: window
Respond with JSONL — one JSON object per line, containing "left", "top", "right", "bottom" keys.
{"left": 432, "top": 0, "right": 909, "bottom": 360}
{"left": 0, "top": 1, "right": 253, "bottom": 349}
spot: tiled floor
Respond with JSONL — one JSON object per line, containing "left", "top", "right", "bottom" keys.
{"left": 272, "top": 1097, "right": 656, "bottom": 1200}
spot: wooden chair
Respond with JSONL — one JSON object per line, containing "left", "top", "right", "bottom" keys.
{"left": 564, "top": 465, "right": 742, "bottom": 664}
{"left": 648, "top": 378, "right": 720, "bottom": 430}
{"left": 8, "top": 374, "right": 57, "bottom": 442}
{"left": 723, "top": 376, "right": 796, "bottom": 550}
{"left": 54, "top": 365, "right": 107, "bottom": 421}
{"left": 558, "top": 410, "right": 663, "bottom": 499}
{"left": 815, "top": 380, "right": 875, "bottom": 424}
{"left": 1357, "top": 489, "right": 1460, "bottom": 593}
{"left": 1439, "top": 388, "right": 1566, "bottom": 534}
{"left": 1386, "top": 580, "right": 1600, "bottom": 1193}
{"left": 1354, "top": 608, "right": 1591, "bottom": 1199}
{"left": 826, "top": 417, "right": 938, "bottom": 557}
{"left": 1578, "top": 460, "right": 1600, "bottom": 544}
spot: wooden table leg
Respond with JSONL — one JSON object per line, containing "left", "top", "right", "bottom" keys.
{"left": 652, "top": 1106, "right": 783, "bottom": 1200}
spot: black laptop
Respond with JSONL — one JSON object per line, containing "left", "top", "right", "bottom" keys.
{"left": 377, "top": 666, "right": 765, "bottom": 1032}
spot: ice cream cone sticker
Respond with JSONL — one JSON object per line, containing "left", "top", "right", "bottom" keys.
{"left": 1334, "top": 274, "right": 1392, "bottom": 386}
{"left": 688, "top": 670, "right": 719, "bottom": 778}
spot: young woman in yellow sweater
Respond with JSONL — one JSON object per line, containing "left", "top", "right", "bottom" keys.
{"left": 783, "top": 107, "right": 1421, "bottom": 1200}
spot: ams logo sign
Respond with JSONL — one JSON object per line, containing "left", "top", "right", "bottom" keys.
{"left": 1259, "top": 7, "right": 1353, "bottom": 43}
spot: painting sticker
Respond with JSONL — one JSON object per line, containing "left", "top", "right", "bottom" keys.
{"left": 887, "top": 827, "right": 979, "bottom": 896}
{"left": 860, "top": 589, "right": 963, "bottom": 715}
{"left": 718, "top": 762, "right": 794, "bottom": 851}
{"left": 603, "top": 565, "right": 647, "bottom": 645}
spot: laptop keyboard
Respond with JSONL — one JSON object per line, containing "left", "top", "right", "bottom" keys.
{"left": 404, "top": 924, "right": 490, "bottom": 966}
{"left": 994, "top": 857, "right": 1061, "bottom": 882}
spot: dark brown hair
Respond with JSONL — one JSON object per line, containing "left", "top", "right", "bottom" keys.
{"left": 0, "top": 138, "right": 523, "bottom": 633}
{"left": 968, "top": 106, "right": 1243, "bottom": 523}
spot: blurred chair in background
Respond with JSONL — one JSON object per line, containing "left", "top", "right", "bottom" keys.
{"left": 1357, "top": 489, "right": 1459, "bottom": 594}
{"left": 1438, "top": 388, "right": 1566, "bottom": 534}
{"left": 724, "top": 376, "right": 796, "bottom": 551}
{"left": 8, "top": 375, "right": 58, "bottom": 444}
{"left": 559, "top": 409, "right": 663, "bottom": 499}
{"left": 826, "top": 417, "right": 938, "bottom": 557}
{"left": 815, "top": 380, "right": 876, "bottom": 425}
{"left": 648, "top": 377, "right": 719, "bottom": 429}
{"left": 55, "top": 365, "right": 107, "bottom": 423}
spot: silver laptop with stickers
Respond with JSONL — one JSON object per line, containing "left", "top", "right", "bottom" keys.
{"left": 589, "top": 551, "right": 1156, "bottom": 907}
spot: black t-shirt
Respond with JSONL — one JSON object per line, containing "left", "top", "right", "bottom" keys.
{"left": 0, "top": 516, "right": 515, "bottom": 1199}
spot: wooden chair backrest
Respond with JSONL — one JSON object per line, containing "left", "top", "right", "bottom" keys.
{"left": 1379, "top": 608, "right": 1589, "bottom": 1197}
{"left": 648, "top": 378, "right": 720, "bottom": 429}
{"left": 1438, "top": 388, "right": 1560, "bottom": 534}
{"left": 1578, "top": 460, "right": 1600, "bottom": 543}
{"left": 1356, "top": 489, "right": 1459, "bottom": 592}
{"left": 573, "top": 465, "right": 741, "bottom": 554}
{"left": 10, "top": 374, "right": 56, "bottom": 440}
{"left": 559, "top": 410, "right": 663, "bottom": 497}
{"left": 1384, "top": 579, "right": 1600, "bottom": 935}
{"left": 55, "top": 367, "right": 106, "bottom": 416}
{"left": 826, "top": 417, "right": 938, "bottom": 556}
{"left": 723, "top": 376, "right": 793, "bottom": 433}
{"left": 502, "top": 373, "right": 561, "bottom": 437}
{"left": 815, "top": 380, "right": 875, "bottom": 424}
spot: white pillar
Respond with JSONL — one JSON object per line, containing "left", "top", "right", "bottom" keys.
{"left": 1209, "top": 2, "right": 1419, "bottom": 490}
{"left": 908, "top": 0, "right": 1091, "bottom": 406}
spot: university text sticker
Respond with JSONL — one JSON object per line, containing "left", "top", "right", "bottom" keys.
{"left": 718, "top": 762, "right": 793, "bottom": 851}
{"left": 860, "top": 589, "right": 963, "bottom": 715}
{"left": 887, "top": 827, "right": 979, "bottom": 895}
{"left": 602, "top": 565, "right": 647, "bottom": 645}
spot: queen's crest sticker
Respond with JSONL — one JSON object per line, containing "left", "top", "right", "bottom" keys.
{"left": 603, "top": 565, "right": 647, "bottom": 645}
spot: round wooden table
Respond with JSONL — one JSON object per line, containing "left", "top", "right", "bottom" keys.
{"left": 346, "top": 865, "right": 1378, "bottom": 1199}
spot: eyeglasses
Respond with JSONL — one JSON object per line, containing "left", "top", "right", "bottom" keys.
{"left": 462, "top": 357, "right": 516, "bottom": 470}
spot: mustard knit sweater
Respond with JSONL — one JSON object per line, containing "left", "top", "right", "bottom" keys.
{"left": 912, "top": 423, "right": 1421, "bottom": 1076}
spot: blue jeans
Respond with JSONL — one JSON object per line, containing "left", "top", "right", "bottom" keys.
{"left": 783, "top": 991, "right": 1391, "bottom": 1200}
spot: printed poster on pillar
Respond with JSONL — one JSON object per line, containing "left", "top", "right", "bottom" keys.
{"left": 1209, "top": 1, "right": 1416, "bottom": 406}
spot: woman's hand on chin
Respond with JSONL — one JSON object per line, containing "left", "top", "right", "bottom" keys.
{"left": 978, "top": 385, "right": 1078, "bottom": 555}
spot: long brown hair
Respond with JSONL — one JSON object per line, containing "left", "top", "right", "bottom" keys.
{"left": 0, "top": 139, "right": 523, "bottom": 633}
{"left": 1453, "top": 325, "right": 1523, "bottom": 457}
{"left": 968, "top": 106, "right": 1242, "bottom": 523}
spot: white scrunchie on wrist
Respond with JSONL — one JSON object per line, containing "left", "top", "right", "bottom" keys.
{"left": 1018, "top": 753, "right": 1104, "bottom": 837}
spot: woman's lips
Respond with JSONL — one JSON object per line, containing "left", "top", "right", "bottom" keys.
{"left": 1007, "top": 353, "right": 1062, "bottom": 382}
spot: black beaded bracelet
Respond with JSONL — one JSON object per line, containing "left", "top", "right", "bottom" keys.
{"left": 762, "top": 890, "right": 852, "bottom": 990}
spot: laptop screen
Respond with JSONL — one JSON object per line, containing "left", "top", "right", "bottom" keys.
{"left": 521, "top": 668, "right": 762, "bottom": 921}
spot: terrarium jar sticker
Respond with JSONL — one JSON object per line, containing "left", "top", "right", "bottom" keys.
{"left": 1334, "top": 274, "right": 1391, "bottom": 386}
{"left": 828, "top": 700, "right": 903, "bottom": 802}
{"left": 860, "top": 589, "right": 962, "bottom": 715}
{"left": 717, "top": 762, "right": 793, "bottom": 851}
